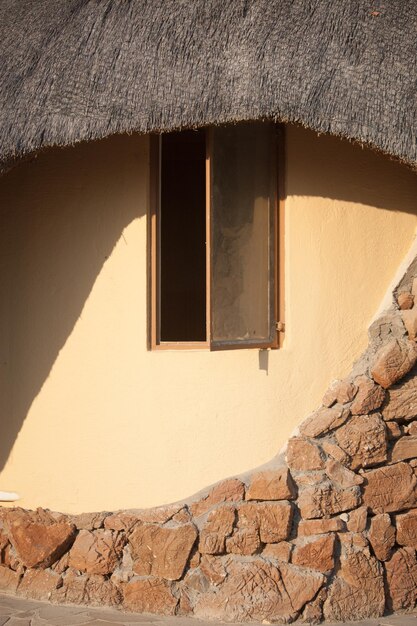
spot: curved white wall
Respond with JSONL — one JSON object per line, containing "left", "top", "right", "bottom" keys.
{"left": 0, "top": 126, "right": 416, "bottom": 513}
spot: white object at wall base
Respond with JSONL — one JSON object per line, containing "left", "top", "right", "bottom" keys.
{"left": 0, "top": 491, "right": 20, "bottom": 502}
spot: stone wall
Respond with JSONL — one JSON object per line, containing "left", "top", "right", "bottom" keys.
{"left": 2, "top": 262, "right": 417, "bottom": 622}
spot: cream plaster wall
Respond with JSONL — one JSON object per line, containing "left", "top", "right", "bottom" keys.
{"left": 0, "top": 126, "right": 416, "bottom": 514}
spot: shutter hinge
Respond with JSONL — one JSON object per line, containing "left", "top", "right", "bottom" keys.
{"left": 276, "top": 321, "right": 285, "bottom": 332}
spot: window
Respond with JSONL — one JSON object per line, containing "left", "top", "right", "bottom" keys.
{"left": 150, "top": 122, "right": 284, "bottom": 350}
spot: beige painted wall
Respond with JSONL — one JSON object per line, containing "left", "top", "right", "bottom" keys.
{"left": 0, "top": 126, "right": 416, "bottom": 514}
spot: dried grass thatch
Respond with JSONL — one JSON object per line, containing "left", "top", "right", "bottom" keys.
{"left": 0, "top": 0, "right": 416, "bottom": 169}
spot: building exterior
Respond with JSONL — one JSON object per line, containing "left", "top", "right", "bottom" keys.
{"left": 0, "top": 0, "right": 416, "bottom": 622}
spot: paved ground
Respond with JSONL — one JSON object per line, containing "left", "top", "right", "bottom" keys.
{"left": 0, "top": 594, "right": 415, "bottom": 626}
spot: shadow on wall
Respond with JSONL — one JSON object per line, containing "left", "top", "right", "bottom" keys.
{"left": 0, "top": 126, "right": 416, "bottom": 476}
{"left": 0, "top": 133, "right": 145, "bottom": 472}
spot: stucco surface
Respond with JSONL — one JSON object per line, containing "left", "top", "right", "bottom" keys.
{"left": 0, "top": 126, "right": 416, "bottom": 513}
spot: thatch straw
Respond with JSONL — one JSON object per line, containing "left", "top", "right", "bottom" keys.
{"left": 0, "top": 0, "right": 416, "bottom": 170}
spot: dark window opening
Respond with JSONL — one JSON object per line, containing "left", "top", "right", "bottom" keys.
{"left": 159, "top": 130, "right": 206, "bottom": 342}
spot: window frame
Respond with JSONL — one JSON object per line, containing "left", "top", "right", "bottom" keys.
{"left": 149, "top": 124, "right": 285, "bottom": 351}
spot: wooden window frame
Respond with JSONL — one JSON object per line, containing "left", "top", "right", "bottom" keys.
{"left": 149, "top": 124, "right": 285, "bottom": 351}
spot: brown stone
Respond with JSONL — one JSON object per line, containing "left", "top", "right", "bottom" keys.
{"left": 383, "top": 371, "right": 417, "bottom": 421}
{"left": 385, "top": 547, "right": 417, "bottom": 610}
{"left": 134, "top": 504, "right": 186, "bottom": 524}
{"left": 386, "top": 421, "right": 403, "bottom": 439}
{"left": 0, "top": 566, "right": 21, "bottom": 592}
{"left": 2, "top": 544, "right": 21, "bottom": 570}
{"left": 292, "top": 534, "right": 335, "bottom": 572}
{"left": 362, "top": 461, "right": 417, "bottom": 513}
{"left": 226, "top": 527, "right": 260, "bottom": 555}
{"left": 371, "top": 338, "right": 417, "bottom": 388}
{"left": 194, "top": 558, "right": 324, "bottom": 622}
{"left": 298, "top": 517, "right": 345, "bottom": 536}
{"left": 71, "top": 512, "right": 110, "bottom": 531}
{"left": 191, "top": 479, "right": 245, "bottom": 518}
{"left": 396, "top": 508, "right": 417, "bottom": 548}
{"left": 295, "top": 471, "right": 327, "bottom": 486}
{"left": 188, "top": 550, "right": 200, "bottom": 569}
{"left": 322, "top": 380, "right": 357, "bottom": 407}
{"left": 368, "top": 513, "right": 395, "bottom": 561}
{"left": 8, "top": 519, "right": 76, "bottom": 568}
{"left": 262, "top": 541, "right": 292, "bottom": 561}
{"left": 104, "top": 512, "right": 141, "bottom": 532}
{"left": 350, "top": 376, "right": 385, "bottom": 415}
{"left": 300, "top": 406, "right": 350, "bottom": 438}
{"left": 129, "top": 522, "right": 197, "bottom": 580}
{"left": 286, "top": 437, "right": 324, "bottom": 471}
{"left": 200, "top": 555, "right": 227, "bottom": 585}
{"left": 408, "top": 421, "right": 417, "bottom": 435}
{"left": 335, "top": 414, "right": 387, "bottom": 470}
{"left": 52, "top": 552, "right": 69, "bottom": 574}
{"left": 52, "top": 570, "right": 121, "bottom": 606}
{"left": 346, "top": 506, "right": 368, "bottom": 532}
{"left": 19, "top": 569, "right": 62, "bottom": 600}
{"left": 338, "top": 531, "right": 369, "bottom": 549}
{"left": 391, "top": 435, "right": 417, "bottom": 462}
{"left": 301, "top": 588, "right": 328, "bottom": 624}
{"left": 238, "top": 502, "right": 293, "bottom": 543}
{"left": 298, "top": 481, "right": 360, "bottom": 519}
{"left": 199, "top": 506, "right": 235, "bottom": 554}
{"left": 321, "top": 440, "right": 349, "bottom": 464}
{"left": 183, "top": 567, "right": 209, "bottom": 594}
{"left": 246, "top": 467, "right": 296, "bottom": 501}
{"left": 323, "top": 544, "right": 384, "bottom": 621}
{"left": 325, "top": 458, "right": 364, "bottom": 488}
{"left": 124, "top": 577, "right": 178, "bottom": 615}
{"left": 402, "top": 307, "right": 417, "bottom": 340}
{"left": 398, "top": 291, "right": 414, "bottom": 310}
{"left": 173, "top": 508, "right": 191, "bottom": 523}
{"left": 69, "top": 529, "right": 125, "bottom": 575}
{"left": 104, "top": 505, "right": 184, "bottom": 531}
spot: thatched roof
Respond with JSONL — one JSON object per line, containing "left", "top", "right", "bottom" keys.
{"left": 0, "top": 0, "right": 416, "bottom": 170}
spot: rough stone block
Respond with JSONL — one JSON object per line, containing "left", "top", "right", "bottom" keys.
{"left": 238, "top": 501, "right": 293, "bottom": 543}
{"left": 383, "top": 371, "right": 417, "bottom": 421}
{"left": 262, "top": 541, "right": 292, "bottom": 561}
{"left": 350, "top": 376, "right": 385, "bottom": 415}
{"left": 325, "top": 458, "right": 364, "bottom": 488}
{"left": 385, "top": 547, "right": 417, "bottom": 611}
{"left": 335, "top": 414, "right": 387, "bottom": 470}
{"left": 286, "top": 437, "right": 324, "bottom": 471}
{"left": 371, "top": 339, "right": 417, "bottom": 389}
{"left": 362, "top": 462, "right": 417, "bottom": 513}
{"left": 396, "top": 508, "right": 417, "bottom": 548}
{"left": 298, "top": 517, "right": 345, "bottom": 536}
{"left": 129, "top": 522, "right": 197, "bottom": 580}
{"left": 292, "top": 533, "right": 335, "bottom": 572}
{"left": 0, "top": 566, "right": 21, "bottom": 592}
{"left": 322, "top": 379, "right": 357, "bottom": 407}
{"left": 123, "top": 577, "right": 178, "bottom": 615}
{"left": 8, "top": 519, "right": 75, "bottom": 569}
{"left": 199, "top": 555, "right": 227, "bottom": 585}
{"left": 69, "top": 529, "right": 125, "bottom": 575}
{"left": 298, "top": 481, "right": 360, "bottom": 519}
{"left": 18, "top": 569, "right": 62, "bottom": 600}
{"left": 368, "top": 513, "right": 395, "bottom": 561}
{"left": 323, "top": 544, "right": 384, "bottom": 621}
{"left": 246, "top": 467, "right": 296, "bottom": 501}
{"left": 190, "top": 479, "right": 245, "bottom": 518}
{"left": 299, "top": 406, "right": 350, "bottom": 438}
{"left": 199, "top": 505, "right": 235, "bottom": 554}
{"left": 391, "top": 435, "right": 417, "bottom": 462}
{"left": 346, "top": 506, "right": 368, "bottom": 532}
{"left": 194, "top": 558, "right": 324, "bottom": 622}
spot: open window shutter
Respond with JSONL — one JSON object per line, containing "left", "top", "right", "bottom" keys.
{"left": 207, "top": 123, "right": 278, "bottom": 351}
